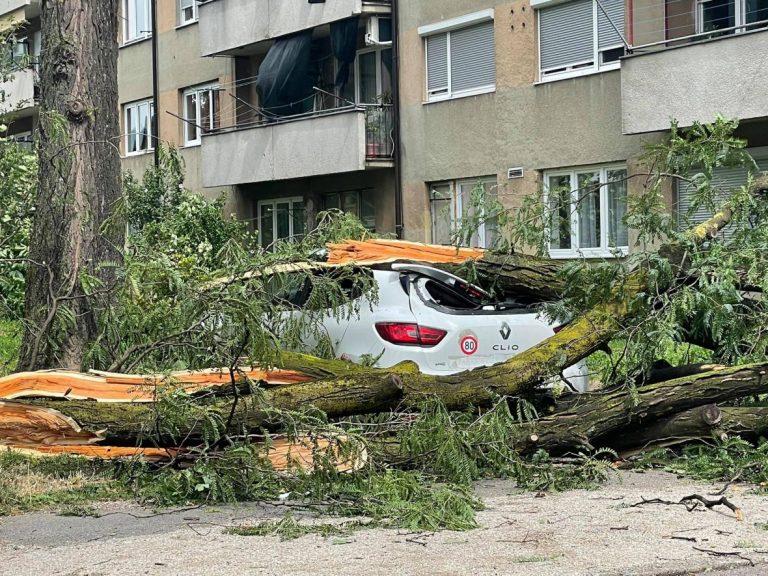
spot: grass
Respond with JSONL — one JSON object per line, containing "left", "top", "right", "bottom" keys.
{"left": 0, "top": 450, "right": 129, "bottom": 516}
{"left": 0, "top": 319, "right": 20, "bottom": 376}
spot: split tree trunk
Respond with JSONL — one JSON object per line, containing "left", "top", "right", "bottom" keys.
{"left": 19, "top": 0, "right": 122, "bottom": 371}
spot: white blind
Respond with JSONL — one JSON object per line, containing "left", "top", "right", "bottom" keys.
{"left": 539, "top": 0, "right": 594, "bottom": 71}
{"left": 427, "top": 34, "right": 448, "bottom": 92}
{"left": 450, "top": 21, "right": 496, "bottom": 93}
{"left": 597, "top": 0, "right": 625, "bottom": 49}
{"left": 678, "top": 153, "right": 768, "bottom": 241}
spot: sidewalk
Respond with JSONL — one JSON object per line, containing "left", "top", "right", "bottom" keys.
{"left": 0, "top": 470, "right": 766, "bottom": 576}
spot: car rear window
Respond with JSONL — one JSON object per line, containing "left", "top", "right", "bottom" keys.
{"left": 422, "top": 279, "right": 483, "bottom": 310}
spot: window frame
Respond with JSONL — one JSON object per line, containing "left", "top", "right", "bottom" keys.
{"left": 322, "top": 190, "right": 377, "bottom": 230}
{"left": 544, "top": 163, "right": 629, "bottom": 259}
{"left": 693, "top": 0, "right": 765, "bottom": 33}
{"left": 182, "top": 83, "right": 219, "bottom": 147}
{"left": 355, "top": 45, "right": 393, "bottom": 105}
{"left": 257, "top": 197, "right": 306, "bottom": 248}
{"left": 429, "top": 176, "right": 498, "bottom": 248}
{"left": 123, "top": 99, "right": 155, "bottom": 156}
{"left": 421, "top": 16, "right": 497, "bottom": 103}
{"left": 123, "top": 0, "right": 152, "bottom": 45}
{"left": 536, "top": 0, "right": 624, "bottom": 83}
{"left": 178, "top": 0, "right": 199, "bottom": 26}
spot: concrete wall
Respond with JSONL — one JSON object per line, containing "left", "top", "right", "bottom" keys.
{"left": 0, "top": 0, "right": 29, "bottom": 15}
{"left": 201, "top": 110, "right": 368, "bottom": 187}
{"left": 622, "top": 30, "right": 768, "bottom": 134}
{"left": 1, "top": 67, "right": 34, "bottom": 113}
{"left": 238, "top": 168, "right": 396, "bottom": 233}
{"left": 199, "top": 0, "right": 363, "bottom": 56}
{"left": 398, "top": 0, "right": 662, "bottom": 245}
{"left": 117, "top": 3, "right": 233, "bottom": 198}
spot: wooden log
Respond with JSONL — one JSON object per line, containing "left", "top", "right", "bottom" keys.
{"left": 523, "top": 364, "right": 768, "bottom": 453}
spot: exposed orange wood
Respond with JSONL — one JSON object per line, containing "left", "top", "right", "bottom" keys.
{"left": 0, "top": 368, "right": 314, "bottom": 403}
{"left": 326, "top": 239, "right": 484, "bottom": 265}
{"left": 2, "top": 444, "right": 174, "bottom": 462}
{"left": 0, "top": 401, "right": 104, "bottom": 446}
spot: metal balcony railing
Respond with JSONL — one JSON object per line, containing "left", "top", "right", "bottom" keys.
{"left": 364, "top": 104, "right": 394, "bottom": 160}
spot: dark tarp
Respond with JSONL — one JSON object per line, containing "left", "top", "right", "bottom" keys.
{"left": 256, "top": 31, "right": 314, "bottom": 118}
{"left": 330, "top": 16, "right": 359, "bottom": 89}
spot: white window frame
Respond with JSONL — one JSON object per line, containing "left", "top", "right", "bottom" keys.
{"left": 429, "top": 177, "right": 498, "bottom": 248}
{"left": 544, "top": 163, "right": 629, "bottom": 259}
{"left": 536, "top": 0, "right": 624, "bottom": 83}
{"left": 419, "top": 10, "right": 496, "bottom": 103}
{"left": 355, "top": 46, "right": 392, "bottom": 105}
{"left": 182, "top": 83, "right": 219, "bottom": 147}
{"left": 123, "top": 0, "right": 152, "bottom": 45}
{"left": 123, "top": 99, "right": 155, "bottom": 156}
{"left": 694, "top": 0, "right": 761, "bottom": 33}
{"left": 257, "top": 197, "right": 306, "bottom": 247}
{"left": 179, "top": 0, "right": 198, "bottom": 26}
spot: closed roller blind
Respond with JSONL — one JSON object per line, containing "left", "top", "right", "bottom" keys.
{"left": 540, "top": 0, "right": 594, "bottom": 71}
{"left": 450, "top": 21, "right": 496, "bottom": 93}
{"left": 597, "top": 0, "right": 625, "bottom": 49}
{"left": 677, "top": 153, "right": 768, "bottom": 241}
{"left": 427, "top": 33, "right": 448, "bottom": 92}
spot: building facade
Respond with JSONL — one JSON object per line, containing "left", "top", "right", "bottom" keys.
{"left": 397, "top": 0, "right": 768, "bottom": 256}
{"left": 1, "top": 0, "right": 766, "bottom": 255}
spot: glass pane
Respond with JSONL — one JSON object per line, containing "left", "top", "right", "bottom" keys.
{"left": 291, "top": 202, "right": 306, "bottom": 241}
{"left": 323, "top": 193, "right": 340, "bottom": 211}
{"left": 358, "top": 52, "right": 377, "bottom": 104}
{"left": 381, "top": 49, "right": 393, "bottom": 99}
{"left": 607, "top": 169, "right": 628, "bottom": 247}
{"left": 138, "top": 103, "right": 149, "bottom": 151}
{"left": 701, "top": 0, "right": 735, "bottom": 32}
{"left": 136, "top": 0, "right": 148, "bottom": 37}
{"left": 149, "top": 103, "right": 155, "bottom": 150}
{"left": 746, "top": 0, "right": 768, "bottom": 23}
{"left": 378, "top": 17, "right": 393, "bottom": 42}
{"left": 260, "top": 204, "right": 274, "bottom": 248}
{"left": 185, "top": 93, "right": 198, "bottom": 143}
{"left": 199, "top": 90, "right": 211, "bottom": 132}
{"left": 459, "top": 181, "right": 485, "bottom": 248}
{"left": 342, "top": 191, "right": 360, "bottom": 217}
{"left": 361, "top": 191, "right": 376, "bottom": 230}
{"left": 549, "top": 175, "right": 572, "bottom": 250}
{"left": 576, "top": 172, "right": 600, "bottom": 249}
{"left": 276, "top": 202, "right": 290, "bottom": 240}
{"left": 126, "top": 106, "right": 136, "bottom": 153}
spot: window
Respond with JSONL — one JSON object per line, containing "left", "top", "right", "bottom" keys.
{"left": 429, "top": 177, "right": 498, "bottom": 248}
{"left": 356, "top": 47, "right": 393, "bottom": 105}
{"left": 182, "top": 84, "right": 219, "bottom": 146}
{"left": 545, "top": 164, "right": 628, "bottom": 258}
{"left": 322, "top": 191, "right": 376, "bottom": 230}
{"left": 124, "top": 100, "right": 155, "bottom": 155}
{"left": 258, "top": 198, "right": 306, "bottom": 249}
{"left": 696, "top": 0, "right": 768, "bottom": 34}
{"left": 123, "top": 0, "right": 152, "bottom": 44}
{"left": 537, "top": 0, "right": 625, "bottom": 81}
{"left": 179, "top": 0, "right": 198, "bottom": 25}
{"left": 420, "top": 11, "right": 496, "bottom": 102}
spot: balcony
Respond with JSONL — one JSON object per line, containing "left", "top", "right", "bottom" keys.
{"left": 622, "top": 28, "right": 768, "bottom": 134}
{"left": 198, "top": 0, "right": 391, "bottom": 57}
{"left": 201, "top": 105, "right": 394, "bottom": 188}
{"left": 1, "top": 67, "right": 37, "bottom": 116}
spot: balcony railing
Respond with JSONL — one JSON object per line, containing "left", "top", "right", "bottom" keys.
{"left": 364, "top": 105, "right": 394, "bottom": 160}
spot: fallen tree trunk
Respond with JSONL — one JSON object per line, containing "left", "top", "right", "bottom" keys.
{"left": 522, "top": 363, "right": 768, "bottom": 454}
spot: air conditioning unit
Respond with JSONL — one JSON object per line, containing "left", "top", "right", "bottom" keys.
{"left": 366, "top": 16, "right": 392, "bottom": 46}
{"left": 507, "top": 167, "right": 524, "bottom": 179}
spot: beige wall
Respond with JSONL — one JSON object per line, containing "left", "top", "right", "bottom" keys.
{"left": 117, "top": 4, "right": 234, "bottom": 199}
{"left": 398, "top": 0, "right": 665, "bottom": 247}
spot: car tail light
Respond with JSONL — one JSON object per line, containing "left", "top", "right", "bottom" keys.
{"left": 375, "top": 323, "right": 447, "bottom": 347}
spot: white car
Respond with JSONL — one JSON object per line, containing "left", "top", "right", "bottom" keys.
{"left": 272, "top": 263, "right": 589, "bottom": 393}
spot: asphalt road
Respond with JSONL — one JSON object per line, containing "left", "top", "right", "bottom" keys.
{"left": 1, "top": 470, "right": 766, "bottom": 576}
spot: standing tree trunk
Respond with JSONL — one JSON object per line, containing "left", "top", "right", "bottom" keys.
{"left": 19, "top": 0, "right": 122, "bottom": 371}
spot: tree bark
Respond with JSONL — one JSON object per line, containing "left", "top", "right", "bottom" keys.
{"left": 18, "top": 0, "right": 122, "bottom": 371}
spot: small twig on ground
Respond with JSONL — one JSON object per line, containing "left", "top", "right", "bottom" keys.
{"left": 692, "top": 546, "right": 755, "bottom": 566}
{"left": 631, "top": 495, "right": 744, "bottom": 521}
{"left": 710, "top": 474, "right": 742, "bottom": 497}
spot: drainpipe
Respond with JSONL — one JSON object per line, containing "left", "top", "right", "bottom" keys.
{"left": 391, "top": 0, "right": 404, "bottom": 239}
{"left": 151, "top": 0, "right": 160, "bottom": 167}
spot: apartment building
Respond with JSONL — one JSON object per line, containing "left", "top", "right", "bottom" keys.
{"left": 398, "top": 0, "right": 768, "bottom": 255}
{"left": 196, "top": 0, "right": 398, "bottom": 245}
{"left": 0, "top": 0, "right": 40, "bottom": 149}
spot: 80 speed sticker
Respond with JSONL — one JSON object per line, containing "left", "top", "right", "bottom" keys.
{"left": 459, "top": 335, "right": 478, "bottom": 356}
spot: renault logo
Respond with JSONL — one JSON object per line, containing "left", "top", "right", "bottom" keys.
{"left": 499, "top": 322, "right": 511, "bottom": 340}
